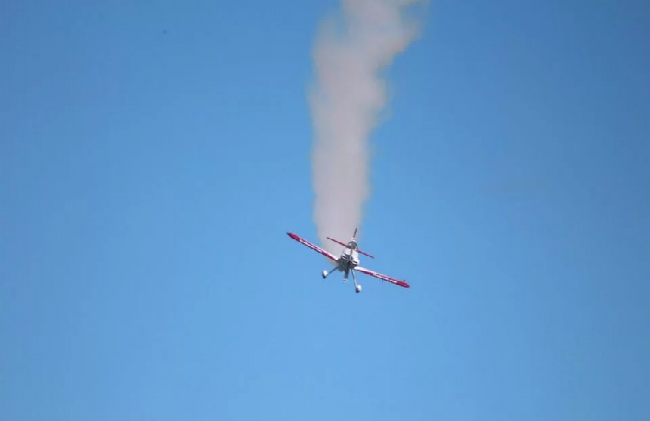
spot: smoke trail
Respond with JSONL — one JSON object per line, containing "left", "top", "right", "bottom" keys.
{"left": 308, "top": 0, "right": 426, "bottom": 254}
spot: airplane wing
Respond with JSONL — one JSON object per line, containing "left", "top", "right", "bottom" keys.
{"left": 355, "top": 266, "right": 410, "bottom": 288}
{"left": 287, "top": 232, "right": 338, "bottom": 262}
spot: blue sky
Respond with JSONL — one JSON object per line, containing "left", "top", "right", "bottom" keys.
{"left": 2, "top": 1, "right": 649, "bottom": 420}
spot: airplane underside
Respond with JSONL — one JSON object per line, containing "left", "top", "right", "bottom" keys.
{"left": 286, "top": 229, "right": 409, "bottom": 293}
{"left": 322, "top": 264, "right": 362, "bottom": 293}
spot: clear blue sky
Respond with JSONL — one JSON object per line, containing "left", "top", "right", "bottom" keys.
{"left": 2, "top": 1, "right": 649, "bottom": 420}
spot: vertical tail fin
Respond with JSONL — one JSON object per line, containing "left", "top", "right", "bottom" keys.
{"left": 353, "top": 227, "right": 375, "bottom": 259}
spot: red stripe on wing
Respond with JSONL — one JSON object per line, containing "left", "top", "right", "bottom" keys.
{"left": 287, "top": 232, "right": 338, "bottom": 262}
{"left": 355, "top": 266, "right": 410, "bottom": 288}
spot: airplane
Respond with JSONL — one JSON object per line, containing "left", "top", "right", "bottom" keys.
{"left": 286, "top": 228, "right": 410, "bottom": 293}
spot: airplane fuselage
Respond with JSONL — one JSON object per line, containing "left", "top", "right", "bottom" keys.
{"left": 336, "top": 246, "right": 360, "bottom": 278}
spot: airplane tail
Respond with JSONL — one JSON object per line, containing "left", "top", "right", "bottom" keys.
{"left": 326, "top": 227, "right": 375, "bottom": 259}
{"left": 326, "top": 237, "right": 348, "bottom": 248}
{"left": 357, "top": 248, "right": 375, "bottom": 259}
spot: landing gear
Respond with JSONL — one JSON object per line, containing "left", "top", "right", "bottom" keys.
{"left": 352, "top": 270, "right": 362, "bottom": 293}
{"left": 321, "top": 267, "right": 362, "bottom": 293}
{"left": 322, "top": 267, "right": 338, "bottom": 279}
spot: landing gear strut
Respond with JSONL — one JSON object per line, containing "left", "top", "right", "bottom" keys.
{"left": 322, "top": 267, "right": 338, "bottom": 279}
{"left": 321, "top": 267, "right": 361, "bottom": 293}
{"left": 352, "top": 270, "right": 362, "bottom": 293}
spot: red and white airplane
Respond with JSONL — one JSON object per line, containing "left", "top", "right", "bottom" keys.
{"left": 286, "top": 228, "right": 410, "bottom": 293}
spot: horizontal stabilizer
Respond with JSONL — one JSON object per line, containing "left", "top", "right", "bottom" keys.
{"left": 326, "top": 236, "right": 375, "bottom": 259}
{"left": 357, "top": 249, "right": 375, "bottom": 259}
{"left": 326, "top": 237, "right": 348, "bottom": 248}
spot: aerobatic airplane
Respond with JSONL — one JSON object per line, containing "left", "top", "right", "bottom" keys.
{"left": 286, "top": 228, "right": 410, "bottom": 293}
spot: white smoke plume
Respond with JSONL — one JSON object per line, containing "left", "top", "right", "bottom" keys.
{"left": 308, "top": 0, "right": 426, "bottom": 254}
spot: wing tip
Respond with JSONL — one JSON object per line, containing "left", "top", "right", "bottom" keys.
{"left": 394, "top": 280, "right": 410, "bottom": 288}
